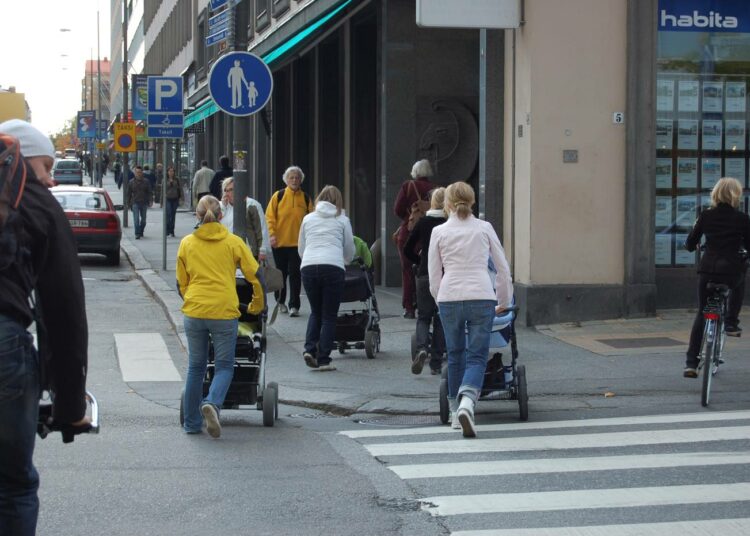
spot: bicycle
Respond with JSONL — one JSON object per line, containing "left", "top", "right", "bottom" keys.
{"left": 697, "top": 282, "right": 729, "bottom": 407}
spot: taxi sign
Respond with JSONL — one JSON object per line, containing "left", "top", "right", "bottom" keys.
{"left": 114, "top": 122, "right": 136, "bottom": 152}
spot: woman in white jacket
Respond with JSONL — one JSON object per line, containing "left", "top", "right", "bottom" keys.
{"left": 298, "top": 186, "right": 355, "bottom": 371}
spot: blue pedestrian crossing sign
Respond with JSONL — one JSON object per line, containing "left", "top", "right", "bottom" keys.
{"left": 208, "top": 52, "right": 273, "bottom": 117}
{"left": 147, "top": 76, "right": 184, "bottom": 138}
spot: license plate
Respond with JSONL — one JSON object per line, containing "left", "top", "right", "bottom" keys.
{"left": 70, "top": 219, "right": 89, "bottom": 228}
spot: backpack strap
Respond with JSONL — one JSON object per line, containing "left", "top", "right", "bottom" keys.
{"left": 275, "top": 188, "right": 311, "bottom": 218}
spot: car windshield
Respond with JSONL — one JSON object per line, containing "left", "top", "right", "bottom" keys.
{"left": 56, "top": 161, "right": 80, "bottom": 170}
{"left": 53, "top": 192, "right": 108, "bottom": 211}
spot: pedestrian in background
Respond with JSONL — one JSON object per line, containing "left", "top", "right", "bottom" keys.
{"left": 192, "top": 160, "right": 214, "bottom": 207}
{"left": 393, "top": 159, "right": 437, "bottom": 319}
{"left": 219, "top": 177, "right": 237, "bottom": 233}
{"left": 209, "top": 155, "right": 233, "bottom": 199}
{"left": 113, "top": 155, "right": 122, "bottom": 189}
{"left": 177, "top": 195, "right": 264, "bottom": 438}
{"left": 164, "top": 165, "right": 183, "bottom": 237}
{"left": 0, "top": 119, "right": 56, "bottom": 188}
{"left": 266, "top": 166, "right": 313, "bottom": 317}
{"left": 143, "top": 164, "right": 157, "bottom": 193}
{"left": 428, "top": 182, "right": 512, "bottom": 438}
{"left": 298, "top": 185, "right": 355, "bottom": 371}
{"left": 126, "top": 165, "right": 153, "bottom": 239}
{"left": 404, "top": 186, "right": 447, "bottom": 375}
{"left": 154, "top": 162, "right": 164, "bottom": 204}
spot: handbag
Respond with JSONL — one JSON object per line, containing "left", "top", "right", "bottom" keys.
{"left": 406, "top": 180, "right": 430, "bottom": 232}
{"left": 259, "top": 261, "right": 284, "bottom": 293}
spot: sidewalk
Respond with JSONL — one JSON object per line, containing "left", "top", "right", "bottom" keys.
{"left": 104, "top": 172, "right": 750, "bottom": 416}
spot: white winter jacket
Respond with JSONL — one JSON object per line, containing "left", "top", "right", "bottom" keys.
{"left": 298, "top": 201, "right": 355, "bottom": 270}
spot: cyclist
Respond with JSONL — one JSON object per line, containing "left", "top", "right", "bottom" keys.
{"left": 683, "top": 177, "right": 750, "bottom": 378}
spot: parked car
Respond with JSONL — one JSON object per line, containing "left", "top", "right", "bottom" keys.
{"left": 53, "top": 158, "right": 84, "bottom": 186}
{"left": 50, "top": 186, "right": 122, "bottom": 265}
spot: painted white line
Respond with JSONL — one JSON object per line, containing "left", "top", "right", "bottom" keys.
{"left": 340, "top": 410, "right": 750, "bottom": 439}
{"left": 422, "top": 482, "right": 750, "bottom": 516}
{"left": 115, "top": 333, "right": 182, "bottom": 382}
{"left": 450, "top": 517, "right": 750, "bottom": 536}
{"left": 390, "top": 451, "right": 750, "bottom": 479}
{"left": 365, "top": 426, "right": 750, "bottom": 457}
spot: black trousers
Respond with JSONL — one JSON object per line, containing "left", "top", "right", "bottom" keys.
{"left": 686, "top": 272, "right": 744, "bottom": 361}
{"left": 273, "top": 247, "right": 302, "bottom": 309}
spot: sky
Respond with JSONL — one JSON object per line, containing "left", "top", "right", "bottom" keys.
{"left": 2, "top": 0, "right": 111, "bottom": 136}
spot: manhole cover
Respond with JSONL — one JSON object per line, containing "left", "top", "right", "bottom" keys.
{"left": 597, "top": 337, "right": 683, "bottom": 349}
{"left": 356, "top": 415, "right": 438, "bottom": 426}
{"left": 288, "top": 413, "right": 345, "bottom": 419}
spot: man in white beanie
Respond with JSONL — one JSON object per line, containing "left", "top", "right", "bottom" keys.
{"left": 0, "top": 119, "right": 56, "bottom": 187}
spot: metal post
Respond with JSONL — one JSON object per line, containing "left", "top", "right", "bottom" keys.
{"left": 162, "top": 142, "right": 168, "bottom": 270}
{"left": 232, "top": 0, "right": 249, "bottom": 239}
{"left": 96, "top": 10, "right": 103, "bottom": 188}
{"left": 478, "top": 28, "right": 487, "bottom": 220}
{"left": 122, "top": 1, "right": 130, "bottom": 227}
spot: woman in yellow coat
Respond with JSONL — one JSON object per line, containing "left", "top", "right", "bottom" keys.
{"left": 177, "top": 195, "right": 264, "bottom": 438}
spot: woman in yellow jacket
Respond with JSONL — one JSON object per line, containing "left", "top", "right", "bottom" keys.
{"left": 177, "top": 195, "right": 264, "bottom": 438}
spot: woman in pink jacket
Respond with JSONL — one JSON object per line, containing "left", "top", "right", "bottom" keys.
{"left": 428, "top": 182, "right": 513, "bottom": 438}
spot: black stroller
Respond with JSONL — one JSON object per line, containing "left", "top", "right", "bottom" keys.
{"left": 438, "top": 305, "right": 528, "bottom": 422}
{"left": 180, "top": 278, "right": 278, "bottom": 427}
{"left": 335, "top": 261, "right": 381, "bottom": 359}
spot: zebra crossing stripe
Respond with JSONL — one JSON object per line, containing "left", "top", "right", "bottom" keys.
{"left": 115, "top": 333, "right": 182, "bottom": 382}
{"left": 450, "top": 517, "right": 750, "bottom": 535}
{"left": 389, "top": 451, "right": 750, "bottom": 479}
{"left": 340, "top": 410, "right": 750, "bottom": 439}
{"left": 421, "top": 482, "right": 750, "bottom": 516}
{"left": 365, "top": 426, "right": 750, "bottom": 456}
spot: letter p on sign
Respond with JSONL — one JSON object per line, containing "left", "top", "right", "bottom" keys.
{"left": 155, "top": 80, "right": 178, "bottom": 109}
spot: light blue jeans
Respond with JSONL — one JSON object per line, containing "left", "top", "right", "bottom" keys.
{"left": 438, "top": 300, "right": 495, "bottom": 404}
{"left": 182, "top": 316, "right": 238, "bottom": 433}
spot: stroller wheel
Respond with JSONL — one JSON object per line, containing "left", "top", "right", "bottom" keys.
{"left": 263, "top": 383, "right": 278, "bottom": 427}
{"left": 365, "top": 330, "right": 378, "bottom": 359}
{"left": 439, "top": 378, "right": 449, "bottom": 424}
{"left": 517, "top": 365, "right": 528, "bottom": 422}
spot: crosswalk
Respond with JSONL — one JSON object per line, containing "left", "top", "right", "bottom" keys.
{"left": 341, "top": 410, "right": 750, "bottom": 534}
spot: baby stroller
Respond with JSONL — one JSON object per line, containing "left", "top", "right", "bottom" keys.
{"left": 438, "top": 304, "right": 528, "bottom": 422}
{"left": 180, "top": 278, "right": 278, "bottom": 427}
{"left": 335, "top": 260, "right": 381, "bottom": 359}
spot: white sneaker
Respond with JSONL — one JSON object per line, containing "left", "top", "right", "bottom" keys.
{"left": 289, "top": 307, "right": 300, "bottom": 317}
{"left": 278, "top": 303, "right": 289, "bottom": 314}
{"left": 449, "top": 412, "right": 461, "bottom": 430}
{"left": 457, "top": 397, "right": 476, "bottom": 438}
{"left": 201, "top": 403, "right": 221, "bottom": 438}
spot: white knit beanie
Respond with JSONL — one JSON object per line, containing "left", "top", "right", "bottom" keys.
{"left": 0, "top": 119, "right": 55, "bottom": 159}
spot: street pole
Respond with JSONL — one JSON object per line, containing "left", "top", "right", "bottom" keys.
{"left": 162, "top": 142, "right": 167, "bottom": 270}
{"left": 96, "top": 10, "right": 103, "bottom": 188}
{"left": 232, "top": 0, "right": 249, "bottom": 239}
{"left": 122, "top": 0, "right": 130, "bottom": 227}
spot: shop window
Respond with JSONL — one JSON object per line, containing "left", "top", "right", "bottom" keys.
{"left": 656, "top": 0, "right": 750, "bottom": 267}
{"left": 256, "top": 0, "right": 270, "bottom": 32}
{"left": 272, "top": 0, "right": 290, "bottom": 19}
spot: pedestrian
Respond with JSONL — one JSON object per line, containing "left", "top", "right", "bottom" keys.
{"left": 192, "top": 160, "right": 214, "bottom": 207}
{"left": 683, "top": 177, "right": 750, "bottom": 378}
{"left": 126, "top": 165, "right": 153, "bottom": 239}
{"left": 246, "top": 196, "right": 271, "bottom": 262}
{"left": 393, "top": 159, "right": 437, "bottom": 319}
{"left": 0, "top": 125, "right": 90, "bottom": 535}
{"left": 164, "top": 165, "right": 183, "bottom": 237}
{"left": 113, "top": 155, "right": 123, "bottom": 189}
{"left": 244, "top": 195, "right": 265, "bottom": 262}
{"left": 219, "top": 176, "right": 237, "bottom": 233}
{"left": 266, "top": 166, "right": 314, "bottom": 317}
{"left": 298, "top": 185, "right": 355, "bottom": 371}
{"left": 209, "top": 155, "right": 233, "bottom": 199}
{"left": 143, "top": 164, "right": 157, "bottom": 192}
{"left": 177, "top": 195, "right": 264, "bottom": 438}
{"left": 404, "top": 186, "right": 447, "bottom": 375}
{"left": 154, "top": 162, "right": 164, "bottom": 204}
{"left": 428, "top": 182, "right": 512, "bottom": 438}
{"left": 102, "top": 153, "right": 110, "bottom": 173}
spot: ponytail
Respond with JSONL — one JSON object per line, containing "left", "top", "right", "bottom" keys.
{"left": 196, "top": 195, "right": 221, "bottom": 224}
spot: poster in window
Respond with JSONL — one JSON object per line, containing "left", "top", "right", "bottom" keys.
{"left": 702, "top": 158, "right": 722, "bottom": 190}
{"left": 655, "top": 234, "right": 672, "bottom": 265}
{"left": 656, "top": 120, "right": 673, "bottom": 150}
{"left": 702, "top": 82, "right": 723, "bottom": 113}
{"left": 724, "top": 120, "right": 746, "bottom": 152}
{"left": 726, "top": 82, "right": 746, "bottom": 113}
{"left": 676, "top": 195, "right": 698, "bottom": 229}
{"left": 678, "top": 80, "right": 700, "bottom": 112}
{"left": 699, "top": 195, "right": 711, "bottom": 213}
{"left": 655, "top": 196, "right": 673, "bottom": 228}
{"left": 657, "top": 79, "right": 674, "bottom": 112}
{"left": 677, "top": 158, "right": 698, "bottom": 188}
{"left": 674, "top": 233, "right": 694, "bottom": 265}
{"left": 655, "top": 158, "right": 673, "bottom": 189}
{"left": 701, "top": 120, "right": 722, "bottom": 150}
{"left": 678, "top": 120, "right": 698, "bottom": 150}
{"left": 725, "top": 158, "right": 746, "bottom": 185}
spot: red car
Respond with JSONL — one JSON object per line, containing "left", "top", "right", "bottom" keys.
{"left": 50, "top": 186, "right": 122, "bottom": 265}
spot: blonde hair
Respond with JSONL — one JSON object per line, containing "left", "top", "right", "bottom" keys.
{"left": 222, "top": 176, "right": 234, "bottom": 193}
{"left": 411, "top": 159, "right": 434, "bottom": 179}
{"left": 196, "top": 195, "right": 222, "bottom": 223}
{"left": 430, "top": 187, "right": 446, "bottom": 210}
{"left": 711, "top": 177, "right": 743, "bottom": 208}
{"left": 283, "top": 166, "right": 305, "bottom": 184}
{"left": 445, "top": 182, "right": 475, "bottom": 219}
{"left": 315, "top": 185, "right": 344, "bottom": 216}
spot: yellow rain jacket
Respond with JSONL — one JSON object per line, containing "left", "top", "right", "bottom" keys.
{"left": 265, "top": 187, "right": 314, "bottom": 247}
{"left": 177, "top": 222, "right": 263, "bottom": 319}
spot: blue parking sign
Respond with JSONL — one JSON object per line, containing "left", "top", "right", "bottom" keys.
{"left": 208, "top": 52, "right": 273, "bottom": 117}
{"left": 147, "top": 76, "right": 183, "bottom": 113}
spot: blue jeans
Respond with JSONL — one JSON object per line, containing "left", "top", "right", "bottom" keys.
{"left": 301, "top": 265, "right": 345, "bottom": 365}
{"left": 166, "top": 198, "right": 179, "bottom": 235}
{"left": 439, "top": 300, "right": 495, "bottom": 404}
{"left": 182, "top": 316, "right": 238, "bottom": 433}
{"left": 131, "top": 203, "right": 148, "bottom": 237}
{"left": 0, "top": 315, "right": 40, "bottom": 536}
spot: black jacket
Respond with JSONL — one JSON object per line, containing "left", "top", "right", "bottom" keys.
{"left": 0, "top": 168, "right": 88, "bottom": 422}
{"left": 209, "top": 166, "right": 233, "bottom": 199}
{"left": 403, "top": 212, "right": 446, "bottom": 277}
{"left": 685, "top": 203, "right": 750, "bottom": 275}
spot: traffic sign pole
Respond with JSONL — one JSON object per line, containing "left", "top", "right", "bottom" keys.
{"left": 232, "top": 1, "right": 249, "bottom": 242}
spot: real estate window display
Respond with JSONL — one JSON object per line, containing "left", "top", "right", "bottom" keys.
{"left": 656, "top": 21, "right": 750, "bottom": 267}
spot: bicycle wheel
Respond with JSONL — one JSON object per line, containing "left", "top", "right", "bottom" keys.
{"left": 701, "top": 319, "right": 717, "bottom": 407}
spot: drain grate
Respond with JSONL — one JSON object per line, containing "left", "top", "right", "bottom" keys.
{"left": 597, "top": 337, "right": 683, "bottom": 349}
{"left": 356, "top": 414, "right": 439, "bottom": 426}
